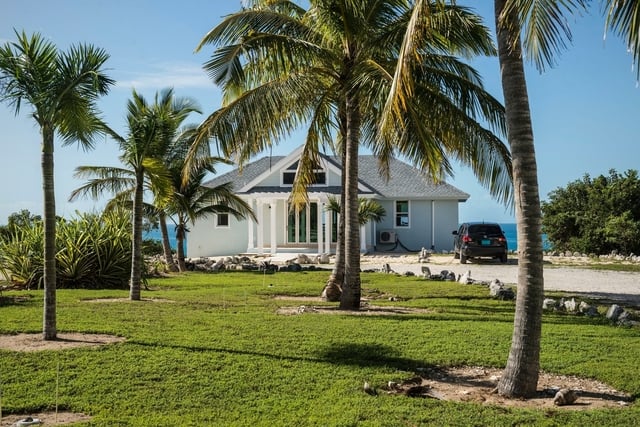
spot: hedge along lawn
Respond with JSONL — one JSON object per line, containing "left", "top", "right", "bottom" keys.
{"left": 0, "top": 271, "right": 639, "bottom": 426}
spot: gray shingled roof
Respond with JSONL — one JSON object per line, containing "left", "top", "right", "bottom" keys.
{"left": 357, "top": 156, "right": 469, "bottom": 200}
{"left": 203, "top": 153, "right": 469, "bottom": 200}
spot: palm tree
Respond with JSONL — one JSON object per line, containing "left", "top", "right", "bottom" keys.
{"left": 192, "top": 0, "right": 511, "bottom": 310}
{"left": 70, "top": 89, "right": 199, "bottom": 300}
{"left": 492, "top": 0, "right": 588, "bottom": 397}
{"left": 167, "top": 157, "right": 256, "bottom": 271}
{"left": 322, "top": 196, "right": 386, "bottom": 301}
{"left": 0, "top": 31, "right": 113, "bottom": 340}
{"left": 381, "top": 0, "right": 590, "bottom": 398}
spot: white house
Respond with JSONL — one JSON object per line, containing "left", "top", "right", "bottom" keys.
{"left": 187, "top": 146, "right": 469, "bottom": 257}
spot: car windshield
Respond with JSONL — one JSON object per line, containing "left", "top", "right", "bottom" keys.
{"left": 468, "top": 225, "right": 502, "bottom": 236}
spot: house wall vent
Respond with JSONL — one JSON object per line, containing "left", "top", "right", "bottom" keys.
{"left": 379, "top": 231, "right": 396, "bottom": 244}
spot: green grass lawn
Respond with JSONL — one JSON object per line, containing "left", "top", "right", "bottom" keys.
{"left": 1, "top": 270, "right": 639, "bottom": 426}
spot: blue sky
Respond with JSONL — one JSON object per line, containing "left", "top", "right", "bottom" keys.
{"left": 1, "top": 1, "right": 638, "bottom": 224}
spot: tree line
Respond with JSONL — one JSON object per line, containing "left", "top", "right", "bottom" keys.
{"left": 542, "top": 169, "right": 640, "bottom": 255}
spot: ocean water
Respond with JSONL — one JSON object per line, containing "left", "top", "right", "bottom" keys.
{"left": 143, "top": 225, "right": 181, "bottom": 251}
{"left": 500, "top": 223, "right": 552, "bottom": 251}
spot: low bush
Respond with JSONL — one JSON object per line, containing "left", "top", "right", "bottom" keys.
{"left": 0, "top": 210, "right": 132, "bottom": 289}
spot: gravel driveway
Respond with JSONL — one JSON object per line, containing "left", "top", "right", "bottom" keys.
{"left": 359, "top": 254, "right": 640, "bottom": 306}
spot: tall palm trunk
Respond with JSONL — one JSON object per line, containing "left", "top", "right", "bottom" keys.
{"left": 334, "top": 164, "right": 346, "bottom": 283}
{"left": 42, "top": 126, "right": 57, "bottom": 340}
{"left": 323, "top": 112, "right": 347, "bottom": 302}
{"left": 129, "top": 168, "right": 145, "bottom": 300}
{"left": 159, "top": 212, "right": 178, "bottom": 272}
{"left": 176, "top": 220, "right": 187, "bottom": 272}
{"left": 339, "top": 94, "right": 361, "bottom": 310}
{"left": 495, "top": 0, "right": 545, "bottom": 398}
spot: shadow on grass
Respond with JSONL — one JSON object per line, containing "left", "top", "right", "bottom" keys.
{"left": 128, "top": 340, "right": 427, "bottom": 372}
{"left": 318, "top": 342, "right": 428, "bottom": 370}
{"left": 0, "top": 294, "right": 35, "bottom": 307}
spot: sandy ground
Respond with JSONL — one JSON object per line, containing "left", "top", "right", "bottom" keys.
{"left": 355, "top": 253, "right": 640, "bottom": 306}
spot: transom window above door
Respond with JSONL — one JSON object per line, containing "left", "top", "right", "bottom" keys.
{"left": 281, "top": 160, "right": 326, "bottom": 186}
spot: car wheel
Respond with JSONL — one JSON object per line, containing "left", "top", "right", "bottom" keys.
{"left": 460, "top": 254, "right": 467, "bottom": 264}
{"left": 453, "top": 251, "right": 460, "bottom": 259}
{"left": 500, "top": 253, "right": 508, "bottom": 263}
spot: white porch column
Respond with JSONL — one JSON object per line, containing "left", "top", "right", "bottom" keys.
{"left": 247, "top": 198, "right": 255, "bottom": 252}
{"left": 324, "top": 204, "right": 332, "bottom": 253}
{"left": 360, "top": 224, "right": 366, "bottom": 252}
{"left": 257, "top": 201, "right": 264, "bottom": 254}
{"left": 270, "top": 200, "right": 277, "bottom": 255}
{"left": 317, "top": 200, "right": 323, "bottom": 254}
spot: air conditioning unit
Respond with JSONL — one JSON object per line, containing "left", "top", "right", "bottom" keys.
{"left": 379, "top": 230, "right": 396, "bottom": 244}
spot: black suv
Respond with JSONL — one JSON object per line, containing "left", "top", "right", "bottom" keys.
{"left": 452, "top": 222, "right": 508, "bottom": 264}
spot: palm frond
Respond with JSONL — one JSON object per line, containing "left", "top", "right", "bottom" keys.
{"left": 69, "top": 166, "right": 136, "bottom": 201}
{"left": 500, "top": 0, "right": 589, "bottom": 72}
{"left": 603, "top": 0, "right": 640, "bottom": 79}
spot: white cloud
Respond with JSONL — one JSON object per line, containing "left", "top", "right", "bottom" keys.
{"left": 115, "top": 62, "right": 212, "bottom": 90}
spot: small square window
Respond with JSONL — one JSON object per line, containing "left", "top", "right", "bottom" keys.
{"left": 216, "top": 213, "right": 229, "bottom": 227}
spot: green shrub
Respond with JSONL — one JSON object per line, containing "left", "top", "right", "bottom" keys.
{"left": 0, "top": 210, "right": 132, "bottom": 289}
{"left": 142, "top": 238, "right": 165, "bottom": 256}
{"left": 542, "top": 169, "right": 640, "bottom": 254}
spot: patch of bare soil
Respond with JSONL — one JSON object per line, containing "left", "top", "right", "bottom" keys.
{"left": 274, "top": 300, "right": 632, "bottom": 410}
{"left": 276, "top": 304, "right": 431, "bottom": 315}
{"left": 0, "top": 332, "right": 125, "bottom": 352}
{"left": 382, "top": 366, "right": 632, "bottom": 410}
{"left": 274, "top": 296, "right": 430, "bottom": 316}
{"left": 1, "top": 412, "right": 92, "bottom": 427}
{"left": 0, "top": 333, "right": 125, "bottom": 425}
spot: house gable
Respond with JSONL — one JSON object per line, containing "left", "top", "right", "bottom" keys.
{"left": 231, "top": 146, "right": 376, "bottom": 195}
{"left": 202, "top": 147, "right": 469, "bottom": 201}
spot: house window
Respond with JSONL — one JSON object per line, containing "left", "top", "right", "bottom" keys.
{"left": 287, "top": 202, "right": 319, "bottom": 243}
{"left": 395, "top": 201, "right": 409, "bottom": 227}
{"left": 281, "top": 161, "right": 326, "bottom": 186}
{"left": 216, "top": 213, "right": 229, "bottom": 228}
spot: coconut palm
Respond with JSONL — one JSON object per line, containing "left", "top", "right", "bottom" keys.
{"left": 325, "top": 196, "right": 386, "bottom": 228}
{"left": 492, "top": 0, "right": 589, "bottom": 397}
{"left": 193, "top": 0, "right": 511, "bottom": 310}
{"left": 70, "top": 89, "right": 199, "bottom": 300}
{"left": 495, "top": 1, "right": 640, "bottom": 396}
{"left": 166, "top": 156, "right": 256, "bottom": 271}
{"left": 382, "top": 0, "right": 591, "bottom": 398}
{"left": 0, "top": 30, "right": 113, "bottom": 339}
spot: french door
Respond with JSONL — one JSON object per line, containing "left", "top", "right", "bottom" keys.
{"left": 287, "top": 202, "right": 318, "bottom": 243}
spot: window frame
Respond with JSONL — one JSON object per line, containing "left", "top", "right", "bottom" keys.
{"left": 286, "top": 202, "right": 319, "bottom": 243}
{"left": 394, "top": 200, "right": 410, "bottom": 228}
{"left": 215, "top": 212, "right": 230, "bottom": 228}
{"left": 280, "top": 161, "right": 328, "bottom": 187}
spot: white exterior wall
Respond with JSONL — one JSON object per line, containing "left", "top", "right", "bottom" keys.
{"left": 187, "top": 214, "right": 249, "bottom": 257}
{"left": 432, "top": 200, "right": 460, "bottom": 251}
